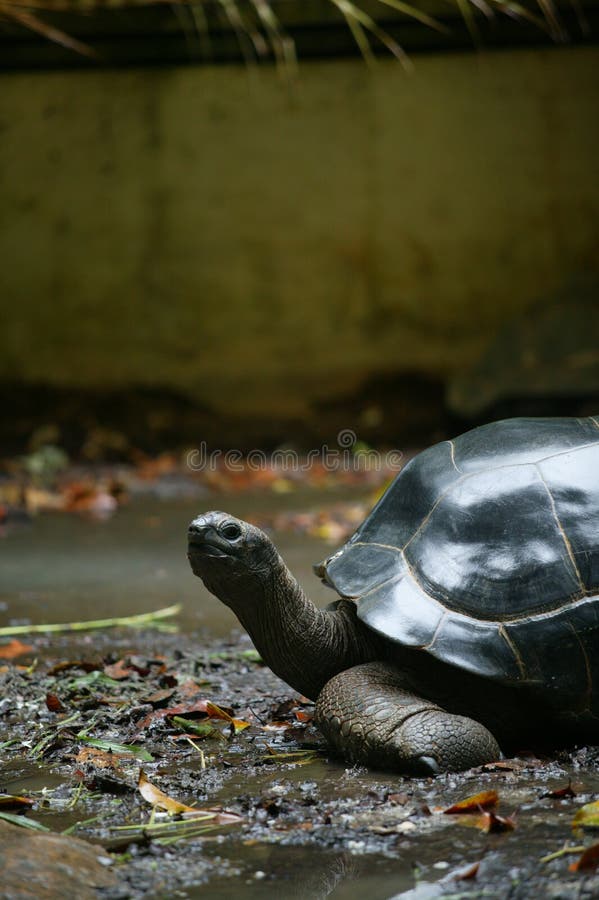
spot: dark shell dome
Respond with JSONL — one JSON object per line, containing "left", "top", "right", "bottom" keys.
{"left": 320, "top": 416, "right": 599, "bottom": 700}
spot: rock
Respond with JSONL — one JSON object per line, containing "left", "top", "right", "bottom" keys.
{"left": 0, "top": 820, "right": 117, "bottom": 900}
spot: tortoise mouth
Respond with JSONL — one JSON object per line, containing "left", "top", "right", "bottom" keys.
{"left": 187, "top": 544, "right": 229, "bottom": 559}
{"left": 187, "top": 532, "right": 237, "bottom": 561}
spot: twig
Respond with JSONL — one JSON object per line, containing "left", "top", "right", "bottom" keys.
{"left": 540, "top": 844, "right": 586, "bottom": 863}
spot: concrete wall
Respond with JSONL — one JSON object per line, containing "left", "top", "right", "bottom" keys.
{"left": 1, "top": 47, "right": 598, "bottom": 421}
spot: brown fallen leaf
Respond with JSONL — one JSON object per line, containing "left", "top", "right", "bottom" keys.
{"left": 204, "top": 700, "right": 250, "bottom": 732}
{"left": 482, "top": 760, "right": 518, "bottom": 772}
{"left": 485, "top": 810, "right": 517, "bottom": 833}
{"left": 47, "top": 660, "right": 100, "bottom": 675}
{"left": 134, "top": 453, "right": 179, "bottom": 481}
{"left": 0, "top": 639, "right": 34, "bottom": 659}
{"left": 455, "top": 809, "right": 517, "bottom": 833}
{"left": 45, "top": 693, "right": 65, "bottom": 713}
{"left": 570, "top": 841, "right": 599, "bottom": 872}
{"left": 103, "top": 659, "right": 140, "bottom": 680}
{"left": 543, "top": 781, "right": 577, "bottom": 800}
{"left": 454, "top": 861, "right": 480, "bottom": 880}
{"left": 0, "top": 794, "right": 34, "bottom": 810}
{"left": 75, "top": 747, "right": 134, "bottom": 770}
{"left": 443, "top": 790, "right": 499, "bottom": 815}
{"left": 24, "top": 486, "right": 64, "bottom": 513}
{"left": 138, "top": 770, "right": 197, "bottom": 814}
{"left": 62, "top": 483, "right": 117, "bottom": 517}
{"left": 142, "top": 688, "right": 176, "bottom": 707}
{"left": 137, "top": 774, "right": 243, "bottom": 826}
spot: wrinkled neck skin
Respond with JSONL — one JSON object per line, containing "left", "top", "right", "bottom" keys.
{"left": 225, "top": 551, "right": 380, "bottom": 700}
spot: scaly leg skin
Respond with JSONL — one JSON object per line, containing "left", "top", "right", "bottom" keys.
{"left": 315, "top": 662, "right": 501, "bottom": 775}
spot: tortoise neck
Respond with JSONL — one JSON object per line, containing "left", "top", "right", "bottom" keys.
{"left": 234, "top": 553, "right": 377, "bottom": 700}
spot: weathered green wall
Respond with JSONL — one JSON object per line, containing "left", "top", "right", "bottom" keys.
{"left": 1, "top": 47, "right": 598, "bottom": 420}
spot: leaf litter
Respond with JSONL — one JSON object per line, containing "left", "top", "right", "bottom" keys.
{"left": 2, "top": 630, "right": 599, "bottom": 896}
{"left": 0, "top": 442, "right": 395, "bottom": 533}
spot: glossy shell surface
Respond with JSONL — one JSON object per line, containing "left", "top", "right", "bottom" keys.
{"left": 321, "top": 416, "right": 599, "bottom": 701}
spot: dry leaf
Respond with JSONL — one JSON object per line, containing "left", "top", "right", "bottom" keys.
{"left": 454, "top": 861, "right": 480, "bottom": 880}
{"left": 443, "top": 790, "right": 499, "bottom": 815}
{"left": 0, "top": 639, "right": 34, "bottom": 659}
{"left": 544, "top": 782, "right": 577, "bottom": 800}
{"left": 204, "top": 701, "right": 250, "bottom": 733}
{"left": 0, "top": 794, "right": 34, "bottom": 810}
{"left": 485, "top": 810, "right": 516, "bottom": 833}
{"left": 570, "top": 842, "right": 599, "bottom": 872}
{"left": 75, "top": 747, "right": 133, "bottom": 769}
{"left": 138, "top": 770, "right": 197, "bottom": 814}
{"left": 45, "top": 693, "right": 65, "bottom": 713}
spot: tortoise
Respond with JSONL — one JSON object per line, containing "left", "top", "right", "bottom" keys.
{"left": 187, "top": 415, "right": 599, "bottom": 774}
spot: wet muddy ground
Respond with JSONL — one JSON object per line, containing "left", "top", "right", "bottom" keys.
{"left": 2, "top": 487, "right": 599, "bottom": 898}
{"left": 3, "top": 626, "right": 599, "bottom": 900}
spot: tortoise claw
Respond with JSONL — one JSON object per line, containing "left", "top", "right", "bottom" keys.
{"left": 414, "top": 755, "right": 440, "bottom": 776}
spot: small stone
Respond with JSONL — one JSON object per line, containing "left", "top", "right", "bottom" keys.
{"left": 346, "top": 840, "right": 366, "bottom": 852}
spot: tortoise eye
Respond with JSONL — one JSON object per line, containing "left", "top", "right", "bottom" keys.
{"left": 221, "top": 522, "right": 242, "bottom": 540}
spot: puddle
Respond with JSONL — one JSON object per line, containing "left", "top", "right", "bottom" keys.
{"left": 187, "top": 844, "right": 416, "bottom": 899}
{"left": 0, "top": 491, "right": 350, "bottom": 637}
{"left": 0, "top": 758, "right": 64, "bottom": 795}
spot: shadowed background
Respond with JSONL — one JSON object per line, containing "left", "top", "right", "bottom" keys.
{"left": 0, "top": 1, "right": 598, "bottom": 450}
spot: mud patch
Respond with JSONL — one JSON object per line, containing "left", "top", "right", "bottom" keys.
{"left": 2, "top": 629, "right": 599, "bottom": 899}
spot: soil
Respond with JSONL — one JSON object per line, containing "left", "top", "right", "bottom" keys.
{"left": 2, "top": 628, "right": 599, "bottom": 900}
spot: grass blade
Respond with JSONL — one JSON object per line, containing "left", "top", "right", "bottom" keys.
{"left": 0, "top": 3, "right": 98, "bottom": 57}
{"left": 331, "top": 0, "right": 412, "bottom": 69}
{"left": 375, "top": 0, "right": 450, "bottom": 34}
{"left": 77, "top": 737, "right": 154, "bottom": 762}
{"left": 0, "top": 810, "right": 51, "bottom": 832}
{"left": 486, "top": 0, "right": 552, "bottom": 32}
{"left": 250, "top": 0, "right": 298, "bottom": 78}
{"left": 534, "top": 0, "right": 567, "bottom": 37}
{"left": 0, "top": 604, "right": 180, "bottom": 638}
{"left": 454, "top": 0, "right": 482, "bottom": 44}
{"left": 216, "top": 0, "right": 266, "bottom": 63}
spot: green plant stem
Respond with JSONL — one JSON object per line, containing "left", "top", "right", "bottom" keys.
{"left": 0, "top": 604, "right": 180, "bottom": 637}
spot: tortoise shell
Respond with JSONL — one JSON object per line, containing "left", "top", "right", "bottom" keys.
{"left": 319, "top": 416, "right": 599, "bottom": 703}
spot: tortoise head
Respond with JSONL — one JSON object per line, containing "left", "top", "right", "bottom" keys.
{"left": 187, "top": 511, "right": 278, "bottom": 610}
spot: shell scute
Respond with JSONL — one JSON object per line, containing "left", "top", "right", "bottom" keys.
{"left": 452, "top": 416, "right": 598, "bottom": 473}
{"left": 358, "top": 562, "right": 445, "bottom": 648}
{"left": 404, "top": 463, "right": 582, "bottom": 620}
{"left": 324, "top": 543, "right": 401, "bottom": 598}
{"left": 355, "top": 440, "right": 459, "bottom": 549}
{"left": 428, "top": 614, "right": 522, "bottom": 681}
{"left": 537, "top": 443, "right": 599, "bottom": 593}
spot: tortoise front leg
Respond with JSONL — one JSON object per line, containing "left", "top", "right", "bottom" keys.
{"left": 315, "top": 662, "right": 500, "bottom": 775}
